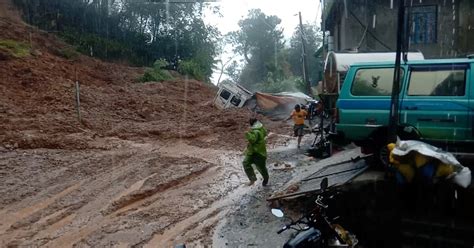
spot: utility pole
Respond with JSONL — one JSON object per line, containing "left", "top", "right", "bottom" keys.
{"left": 299, "top": 12, "right": 312, "bottom": 96}
{"left": 321, "top": 0, "right": 326, "bottom": 93}
{"left": 388, "top": 0, "right": 406, "bottom": 143}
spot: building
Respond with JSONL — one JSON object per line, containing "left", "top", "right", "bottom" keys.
{"left": 323, "top": 0, "right": 474, "bottom": 58}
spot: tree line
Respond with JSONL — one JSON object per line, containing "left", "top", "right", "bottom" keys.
{"left": 224, "top": 9, "right": 323, "bottom": 93}
{"left": 12, "top": 1, "right": 322, "bottom": 89}
{"left": 12, "top": 0, "right": 219, "bottom": 82}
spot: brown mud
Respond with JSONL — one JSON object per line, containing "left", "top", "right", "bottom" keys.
{"left": 0, "top": 1, "right": 293, "bottom": 246}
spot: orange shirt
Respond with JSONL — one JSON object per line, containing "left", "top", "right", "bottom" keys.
{"left": 291, "top": 110, "right": 307, "bottom": 125}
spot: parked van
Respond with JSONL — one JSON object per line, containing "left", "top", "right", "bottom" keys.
{"left": 214, "top": 81, "right": 253, "bottom": 109}
{"left": 336, "top": 58, "right": 474, "bottom": 156}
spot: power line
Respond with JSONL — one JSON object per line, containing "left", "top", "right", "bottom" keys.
{"left": 348, "top": 10, "right": 392, "bottom": 51}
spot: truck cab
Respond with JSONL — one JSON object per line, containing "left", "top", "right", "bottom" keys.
{"left": 214, "top": 81, "right": 253, "bottom": 109}
{"left": 336, "top": 58, "right": 474, "bottom": 154}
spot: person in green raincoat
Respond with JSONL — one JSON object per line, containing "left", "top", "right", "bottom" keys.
{"left": 243, "top": 118, "right": 269, "bottom": 186}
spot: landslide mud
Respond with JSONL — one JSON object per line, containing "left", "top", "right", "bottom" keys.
{"left": 0, "top": 2, "right": 293, "bottom": 247}
{"left": 0, "top": 140, "right": 250, "bottom": 247}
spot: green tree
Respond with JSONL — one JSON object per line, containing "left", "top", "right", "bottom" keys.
{"left": 288, "top": 23, "right": 323, "bottom": 84}
{"left": 12, "top": 0, "right": 220, "bottom": 81}
{"left": 224, "top": 60, "right": 241, "bottom": 83}
{"left": 228, "top": 9, "right": 285, "bottom": 89}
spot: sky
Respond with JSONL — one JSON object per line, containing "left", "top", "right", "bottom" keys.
{"left": 203, "top": 0, "right": 322, "bottom": 84}
{"left": 204, "top": 0, "right": 321, "bottom": 39}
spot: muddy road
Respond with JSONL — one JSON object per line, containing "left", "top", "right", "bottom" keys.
{"left": 0, "top": 132, "right": 316, "bottom": 247}
{"left": 0, "top": 136, "right": 244, "bottom": 247}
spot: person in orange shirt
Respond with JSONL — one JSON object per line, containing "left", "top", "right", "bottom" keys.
{"left": 287, "top": 104, "right": 308, "bottom": 149}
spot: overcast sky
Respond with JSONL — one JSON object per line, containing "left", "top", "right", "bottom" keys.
{"left": 203, "top": 0, "right": 322, "bottom": 84}
{"left": 204, "top": 0, "right": 321, "bottom": 38}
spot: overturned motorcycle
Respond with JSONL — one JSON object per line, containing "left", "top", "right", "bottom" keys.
{"left": 271, "top": 178, "right": 358, "bottom": 248}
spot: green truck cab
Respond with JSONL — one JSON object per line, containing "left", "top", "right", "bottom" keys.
{"left": 336, "top": 58, "right": 474, "bottom": 155}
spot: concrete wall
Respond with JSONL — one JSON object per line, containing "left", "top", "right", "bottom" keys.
{"left": 325, "top": 0, "right": 474, "bottom": 58}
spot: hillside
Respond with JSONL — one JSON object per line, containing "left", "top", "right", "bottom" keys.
{"left": 0, "top": 2, "right": 292, "bottom": 247}
{"left": 0, "top": 3, "right": 288, "bottom": 151}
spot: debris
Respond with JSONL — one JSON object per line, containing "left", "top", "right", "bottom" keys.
{"left": 388, "top": 140, "right": 472, "bottom": 188}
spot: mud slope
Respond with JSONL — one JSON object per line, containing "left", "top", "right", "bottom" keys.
{"left": 0, "top": 2, "right": 292, "bottom": 246}
{"left": 0, "top": 0, "right": 291, "bottom": 151}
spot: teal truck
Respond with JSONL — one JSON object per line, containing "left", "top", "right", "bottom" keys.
{"left": 336, "top": 57, "right": 474, "bottom": 158}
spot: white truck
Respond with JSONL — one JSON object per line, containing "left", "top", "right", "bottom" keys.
{"left": 213, "top": 81, "right": 253, "bottom": 109}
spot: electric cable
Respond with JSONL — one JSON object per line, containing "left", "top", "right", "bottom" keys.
{"left": 348, "top": 10, "right": 392, "bottom": 51}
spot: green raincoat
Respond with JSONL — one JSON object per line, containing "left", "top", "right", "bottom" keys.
{"left": 244, "top": 121, "right": 267, "bottom": 157}
{"left": 243, "top": 121, "right": 269, "bottom": 183}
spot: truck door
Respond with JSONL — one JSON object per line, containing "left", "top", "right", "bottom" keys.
{"left": 400, "top": 64, "right": 470, "bottom": 145}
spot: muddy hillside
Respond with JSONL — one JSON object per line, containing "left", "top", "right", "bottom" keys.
{"left": 0, "top": 4, "right": 289, "bottom": 151}
{"left": 0, "top": 1, "right": 291, "bottom": 247}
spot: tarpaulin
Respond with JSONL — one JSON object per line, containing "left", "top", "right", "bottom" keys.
{"left": 249, "top": 92, "right": 312, "bottom": 120}
{"left": 390, "top": 140, "right": 472, "bottom": 188}
{"left": 254, "top": 92, "right": 304, "bottom": 110}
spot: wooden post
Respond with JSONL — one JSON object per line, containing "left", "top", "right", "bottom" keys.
{"left": 74, "top": 68, "right": 82, "bottom": 123}
{"left": 75, "top": 81, "right": 81, "bottom": 123}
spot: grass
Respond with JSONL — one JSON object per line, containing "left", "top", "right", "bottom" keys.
{"left": 0, "top": 39, "right": 31, "bottom": 58}
{"left": 55, "top": 47, "right": 80, "bottom": 60}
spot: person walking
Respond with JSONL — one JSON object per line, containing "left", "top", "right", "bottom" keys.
{"left": 288, "top": 104, "right": 308, "bottom": 149}
{"left": 243, "top": 118, "right": 269, "bottom": 186}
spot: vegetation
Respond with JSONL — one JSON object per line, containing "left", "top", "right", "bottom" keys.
{"left": 226, "top": 9, "right": 322, "bottom": 94}
{"left": 255, "top": 76, "right": 306, "bottom": 93}
{"left": 12, "top": 0, "right": 219, "bottom": 82}
{"left": 178, "top": 59, "right": 206, "bottom": 81}
{"left": 287, "top": 24, "right": 323, "bottom": 85}
{"left": 0, "top": 39, "right": 30, "bottom": 58}
{"left": 140, "top": 59, "right": 173, "bottom": 82}
{"left": 227, "top": 9, "right": 286, "bottom": 89}
{"left": 52, "top": 46, "right": 80, "bottom": 60}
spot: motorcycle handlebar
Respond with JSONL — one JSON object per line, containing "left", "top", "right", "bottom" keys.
{"left": 277, "top": 216, "right": 309, "bottom": 234}
{"left": 277, "top": 225, "right": 287, "bottom": 234}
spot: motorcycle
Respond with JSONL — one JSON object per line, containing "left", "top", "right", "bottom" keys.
{"left": 271, "top": 178, "right": 358, "bottom": 248}
{"left": 302, "top": 100, "right": 329, "bottom": 121}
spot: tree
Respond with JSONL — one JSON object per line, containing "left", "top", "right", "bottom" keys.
{"left": 224, "top": 60, "right": 241, "bottom": 83}
{"left": 12, "top": 0, "right": 220, "bottom": 81}
{"left": 228, "top": 9, "right": 285, "bottom": 88}
{"left": 288, "top": 23, "right": 323, "bottom": 85}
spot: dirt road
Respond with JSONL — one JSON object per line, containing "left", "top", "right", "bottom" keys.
{"left": 0, "top": 137, "right": 245, "bottom": 247}
{"left": 0, "top": 131, "right": 314, "bottom": 247}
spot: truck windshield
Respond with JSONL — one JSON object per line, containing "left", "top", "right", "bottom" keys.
{"left": 230, "top": 96, "right": 242, "bottom": 106}
{"left": 220, "top": 90, "right": 231, "bottom": 100}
